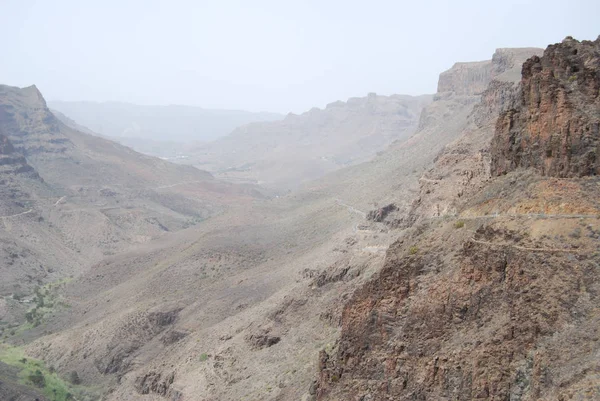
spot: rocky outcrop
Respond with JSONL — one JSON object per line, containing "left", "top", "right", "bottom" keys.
{"left": 315, "top": 40, "right": 600, "bottom": 401}
{"left": 0, "top": 85, "right": 71, "bottom": 155}
{"left": 134, "top": 370, "right": 176, "bottom": 396}
{"left": 0, "top": 134, "right": 39, "bottom": 178}
{"left": 437, "top": 60, "right": 493, "bottom": 95}
{"left": 0, "top": 133, "right": 41, "bottom": 216}
{"left": 405, "top": 48, "right": 542, "bottom": 224}
{"left": 245, "top": 329, "right": 281, "bottom": 350}
{"left": 491, "top": 37, "right": 600, "bottom": 177}
{"left": 94, "top": 308, "right": 181, "bottom": 377}
{"left": 366, "top": 204, "right": 397, "bottom": 222}
{"left": 317, "top": 204, "right": 600, "bottom": 400}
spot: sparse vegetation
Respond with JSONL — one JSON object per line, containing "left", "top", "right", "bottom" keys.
{"left": 199, "top": 353, "right": 208, "bottom": 362}
{"left": 21, "top": 279, "right": 72, "bottom": 330}
{"left": 69, "top": 370, "right": 81, "bottom": 385}
{"left": 409, "top": 246, "right": 419, "bottom": 255}
{"left": 28, "top": 369, "right": 46, "bottom": 387}
{"left": 12, "top": 293, "right": 25, "bottom": 301}
{"left": 0, "top": 344, "right": 99, "bottom": 401}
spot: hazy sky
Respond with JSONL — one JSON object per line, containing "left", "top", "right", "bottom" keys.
{"left": 1, "top": 0, "right": 598, "bottom": 113}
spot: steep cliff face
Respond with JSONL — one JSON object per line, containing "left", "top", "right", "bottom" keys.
{"left": 0, "top": 134, "right": 39, "bottom": 178}
{"left": 404, "top": 48, "right": 542, "bottom": 223}
{"left": 318, "top": 177, "right": 600, "bottom": 400}
{"left": 0, "top": 132, "right": 44, "bottom": 218}
{"left": 492, "top": 37, "right": 600, "bottom": 177}
{"left": 316, "top": 39, "right": 600, "bottom": 401}
{"left": 0, "top": 85, "right": 71, "bottom": 155}
{"left": 437, "top": 60, "right": 493, "bottom": 95}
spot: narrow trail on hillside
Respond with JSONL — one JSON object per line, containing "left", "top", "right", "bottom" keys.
{"left": 468, "top": 237, "right": 588, "bottom": 253}
{"left": 419, "top": 178, "right": 441, "bottom": 183}
{"left": 429, "top": 212, "right": 599, "bottom": 221}
{"left": 154, "top": 180, "right": 205, "bottom": 190}
{"left": 0, "top": 209, "right": 33, "bottom": 219}
{"left": 334, "top": 199, "right": 367, "bottom": 218}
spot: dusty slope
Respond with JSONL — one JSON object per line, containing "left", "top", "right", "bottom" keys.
{"left": 16, "top": 48, "right": 537, "bottom": 401}
{"left": 404, "top": 47, "right": 543, "bottom": 224}
{"left": 0, "top": 84, "right": 261, "bottom": 325}
{"left": 189, "top": 93, "right": 432, "bottom": 190}
{"left": 302, "top": 50, "right": 543, "bottom": 214}
{"left": 317, "top": 37, "right": 599, "bottom": 401}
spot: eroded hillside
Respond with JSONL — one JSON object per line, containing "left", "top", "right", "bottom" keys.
{"left": 3, "top": 38, "right": 597, "bottom": 401}
{"left": 316, "top": 37, "right": 600, "bottom": 401}
{"left": 0, "top": 84, "right": 261, "bottom": 329}
{"left": 11, "top": 46, "right": 541, "bottom": 401}
{"left": 189, "top": 93, "right": 432, "bottom": 190}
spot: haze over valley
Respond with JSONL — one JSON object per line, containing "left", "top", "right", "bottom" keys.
{"left": 0, "top": 1, "right": 599, "bottom": 401}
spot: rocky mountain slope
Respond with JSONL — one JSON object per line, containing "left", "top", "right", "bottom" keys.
{"left": 4, "top": 37, "right": 595, "bottom": 401}
{"left": 302, "top": 49, "right": 537, "bottom": 216}
{"left": 492, "top": 37, "right": 600, "bottom": 177}
{"left": 9, "top": 46, "right": 545, "bottom": 401}
{"left": 188, "top": 93, "right": 432, "bottom": 190}
{"left": 403, "top": 47, "right": 543, "bottom": 223}
{"left": 0, "top": 84, "right": 261, "bottom": 325}
{"left": 316, "top": 37, "right": 600, "bottom": 401}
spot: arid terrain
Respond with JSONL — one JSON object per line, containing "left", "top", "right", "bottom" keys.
{"left": 1, "top": 35, "right": 599, "bottom": 401}
{"left": 317, "top": 36, "right": 600, "bottom": 400}
{"left": 185, "top": 93, "right": 432, "bottom": 190}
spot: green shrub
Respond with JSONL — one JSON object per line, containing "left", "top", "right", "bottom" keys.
{"left": 454, "top": 220, "right": 465, "bottom": 229}
{"left": 569, "top": 228, "right": 582, "bottom": 239}
{"left": 25, "top": 310, "right": 35, "bottom": 323}
{"left": 69, "top": 370, "right": 81, "bottom": 385}
{"left": 12, "top": 293, "right": 25, "bottom": 301}
{"left": 28, "top": 369, "right": 45, "bottom": 387}
{"left": 409, "top": 246, "right": 418, "bottom": 255}
{"left": 199, "top": 353, "right": 208, "bottom": 362}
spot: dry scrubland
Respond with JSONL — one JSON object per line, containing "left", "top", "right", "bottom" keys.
{"left": 1, "top": 36, "right": 599, "bottom": 401}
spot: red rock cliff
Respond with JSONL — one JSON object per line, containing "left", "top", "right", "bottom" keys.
{"left": 315, "top": 38, "right": 600, "bottom": 401}
{"left": 491, "top": 37, "right": 600, "bottom": 177}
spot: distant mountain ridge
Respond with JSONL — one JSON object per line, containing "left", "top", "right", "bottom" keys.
{"left": 0, "top": 83, "right": 262, "bottom": 311}
{"left": 190, "top": 93, "right": 433, "bottom": 190}
{"left": 48, "top": 100, "right": 283, "bottom": 143}
{"left": 316, "top": 38, "right": 600, "bottom": 401}
{"left": 16, "top": 48, "right": 530, "bottom": 401}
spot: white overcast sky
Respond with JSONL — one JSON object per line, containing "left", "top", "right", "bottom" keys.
{"left": 1, "top": 0, "right": 598, "bottom": 113}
